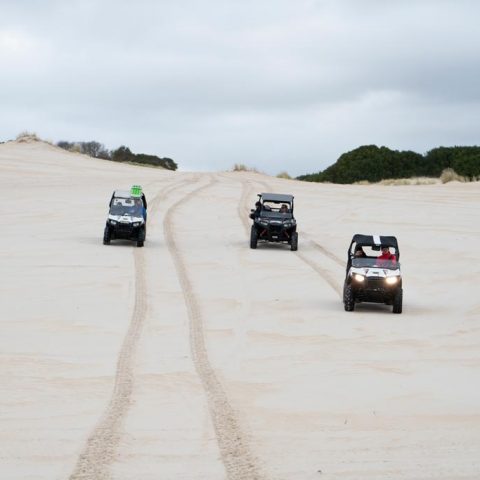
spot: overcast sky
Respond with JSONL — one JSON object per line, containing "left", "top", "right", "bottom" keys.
{"left": 1, "top": 0, "right": 479, "bottom": 175}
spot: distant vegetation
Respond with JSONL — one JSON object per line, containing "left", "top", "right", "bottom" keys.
{"left": 298, "top": 145, "right": 480, "bottom": 184}
{"left": 232, "top": 163, "right": 260, "bottom": 173}
{"left": 16, "top": 131, "right": 42, "bottom": 142}
{"left": 57, "top": 140, "right": 178, "bottom": 171}
{"left": 9, "top": 132, "right": 178, "bottom": 171}
{"left": 276, "top": 171, "right": 292, "bottom": 179}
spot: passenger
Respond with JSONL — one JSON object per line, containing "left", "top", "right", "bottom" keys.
{"left": 377, "top": 246, "right": 396, "bottom": 264}
{"left": 134, "top": 198, "right": 147, "bottom": 220}
{"left": 280, "top": 204, "right": 289, "bottom": 213}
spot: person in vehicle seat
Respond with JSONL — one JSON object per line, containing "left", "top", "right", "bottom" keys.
{"left": 377, "top": 246, "right": 396, "bottom": 264}
{"left": 354, "top": 247, "right": 366, "bottom": 258}
{"left": 251, "top": 201, "right": 262, "bottom": 219}
{"left": 280, "top": 204, "right": 289, "bottom": 213}
{"left": 134, "top": 198, "right": 147, "bottom": 220}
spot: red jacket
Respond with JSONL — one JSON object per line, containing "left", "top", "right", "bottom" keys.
{"left": 378, "top": 252, "right": 396, "bottom": 264}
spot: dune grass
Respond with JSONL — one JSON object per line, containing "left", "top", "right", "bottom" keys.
{"left": 15, "top": 131, "right": 41, "bottom": 142}
{"left": 232, "top": 163, "right": 261, "bottom": 173}
{"left": 439, "top": 168, "right": 468, "bottom": 183}
{"left": 276, "top": 171, "right": 292, "bottom": 179}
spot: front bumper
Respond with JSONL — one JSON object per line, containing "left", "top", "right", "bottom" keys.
{"left": 255, "top": 222, "right": 296, "bottom": 242}
{"left": 350, "top": 276, "right": 402, "bottom": 303}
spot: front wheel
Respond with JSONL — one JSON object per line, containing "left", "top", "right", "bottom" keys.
{"left": 343, "top": 284, "right": 355, "bottom": 311}
{"left": 103, "top": 225, "right": 111, "bottom": 245}
{"left": 392, "top": 288, "right": 403, "bottom": 314}
{"left": 250, "top": 226, "right": 258, "bottom": 249}
{"left": 290, "top": 232, "right": 298, "bottom": 251}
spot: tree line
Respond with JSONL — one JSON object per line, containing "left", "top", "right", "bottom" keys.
{"left": 297, "top": 145, "right": 480, "bottom": 183}
{"left": 57, "top": 140, "right": 178, "bottom": 171}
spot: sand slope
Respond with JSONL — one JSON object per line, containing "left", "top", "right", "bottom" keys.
{"left": 1, "top": 140, "right": 479, "bottom": 480}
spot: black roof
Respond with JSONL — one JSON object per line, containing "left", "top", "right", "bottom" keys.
{"left": 259, "top": 193, "right": 294, "bottom": 203}
{"left": 351, "top": 234, "right": 398, "bottom": 249}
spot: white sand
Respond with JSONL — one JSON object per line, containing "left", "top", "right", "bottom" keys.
{"left": 1, "top": 140, "right": 479, "bottom": 480}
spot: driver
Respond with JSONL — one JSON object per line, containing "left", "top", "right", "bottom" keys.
{"left": 354, "top": 247, "right": 366, "bottom": 258}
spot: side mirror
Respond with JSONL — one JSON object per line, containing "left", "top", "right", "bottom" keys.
{"left": 250, "top": 209, "right": 254, "bottom": 212}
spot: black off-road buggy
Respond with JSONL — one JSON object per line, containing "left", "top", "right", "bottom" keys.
{"left": 249, "top": 193, "right": 298, "bottom": 251}
{"left": 343, "top": 234, "right": 403, "bottom": 313}
{"left": 103, "top": 186, "right": 147, "bottom": 248}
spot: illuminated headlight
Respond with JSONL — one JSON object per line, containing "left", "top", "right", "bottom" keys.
{"left": 353, "top": 274, "right": 365, "bottom": 282}
{"left": 385, "top": 276, "right": 399, "bottom": 285}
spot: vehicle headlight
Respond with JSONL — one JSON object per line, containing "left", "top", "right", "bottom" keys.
{"left": 385, "top": 276, "right": 399, "bottom": 285}
{"left": 353, "top": 274, "right": 365, "bottom": 282}
{"left": 259, "top": 220, "right": 269, "bottom": 226}
{"left": 109, "top": 220, "right": 117, "bottom": 225}
{"left": 132, "top": 222, "right": 141, "bottom": 227}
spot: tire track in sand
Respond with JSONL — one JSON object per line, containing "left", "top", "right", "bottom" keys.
{"left": 69, "top": 248, "right": 147, "bottom": 480}
{"left": 69, "top": 177, "right": 197, "bottom": 480}
{"left": 164, "top": 175, "right": 265, "bottom": 480}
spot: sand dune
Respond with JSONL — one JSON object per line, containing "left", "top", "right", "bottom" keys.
{"left": 1, "top": 140, "right": 479, "bottom": 479}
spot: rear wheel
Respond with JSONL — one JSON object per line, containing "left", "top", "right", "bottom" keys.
{"left": 250, "top": 226, "right": 258, "bottom": 249}
{"left": 343, "top": 284, "right": 355, "bottom": 311}
{"left": 392, "top": 288, "right": 403, "bottom": 314}
{"left": 290, "top": 232, "right": 298, "bottom": 251}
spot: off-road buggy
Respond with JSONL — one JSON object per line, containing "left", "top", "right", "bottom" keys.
{"left": 249, "top": 193, "right": 298, "bottom": 251}
{"left": 103, "top": 185, "right": 147, "bottom": 247}
{"left": 343, "top": 234, "right": 403, "bottom": 313}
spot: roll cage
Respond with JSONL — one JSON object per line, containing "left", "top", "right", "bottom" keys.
{"left": 256, "top": 193, "right": 294, "bottom": 216}
{"left": 346, "top": 234, "right": 400, "bottom": 272}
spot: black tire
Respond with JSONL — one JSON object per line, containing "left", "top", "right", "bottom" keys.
{"left": 343, "top": 284, "right": 355, "bottom": 311}
{"left": 250, "top": 226, "right": 258, "bottom": 249}
{"left": 137, "top": 240, "right": 144, "bottom": 247}
{"left": 290, "top": 232, "right": 298, "bottom": 251}
{"left": 103, "top": 225, "right": 111, "bottom": 245}
{"left": 392, "top": 288, "right": 403, "bottom": 314}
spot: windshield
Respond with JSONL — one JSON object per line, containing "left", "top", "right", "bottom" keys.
{"left": 352, "top": 258, "right": 400, "bottom": 270}
{"left": 259, "top": 200, "right": 293, "bottom": 219}
{"left": 259, "top": 211, "right": 293, "bottom": 220}
{"left": 109, "top": 197, "right": 143, "bottom": 216}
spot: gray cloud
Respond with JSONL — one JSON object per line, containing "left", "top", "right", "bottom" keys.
{"left": 1, "top": 0, "right": 480, "bottom": 175}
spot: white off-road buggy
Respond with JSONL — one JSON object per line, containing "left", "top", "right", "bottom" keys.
{"left": 343, "top": 234, "right": 403, "bottom": 314}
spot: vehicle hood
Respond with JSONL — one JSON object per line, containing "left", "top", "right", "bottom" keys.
{"left": 350, "top": 266, "right": 401, "bottom": 278}
{"left": 109, "top": 213, "right": 144, "bottom": 223}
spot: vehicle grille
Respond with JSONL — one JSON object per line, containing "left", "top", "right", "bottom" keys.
{"left": 116, "top": 223, "right": 134, "bottom": 234}
{"left": 366, "top": 277, "right": 385, "bottom": 289}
